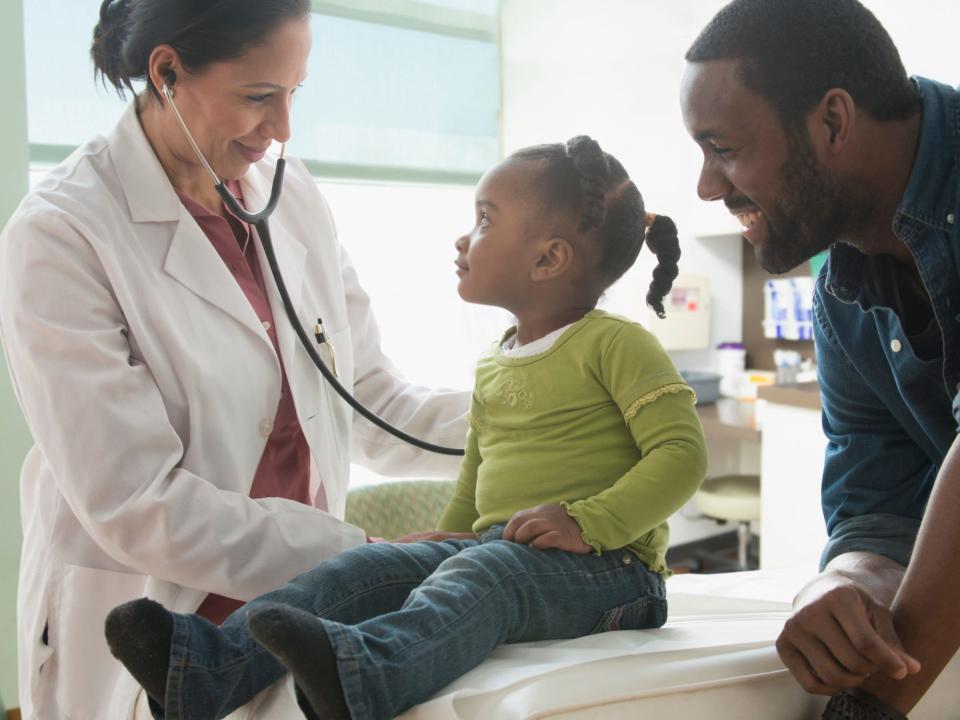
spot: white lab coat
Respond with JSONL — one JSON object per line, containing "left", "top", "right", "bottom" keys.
{"left": 0, "top": 103, "right": 468, "bottom": 720}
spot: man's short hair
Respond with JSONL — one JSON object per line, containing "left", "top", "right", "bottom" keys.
{"left": 686, "top": 0, "right": 920, "bottom": 127}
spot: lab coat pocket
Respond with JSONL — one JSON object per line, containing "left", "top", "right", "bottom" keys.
{"left": 54, "top": 565, "right": 147, "bottom": 720}
{"left": 315, "top": 325, "right": 355, "bottom": 461}
{"left": 24, "top": 603, "right": 53, "bottom": 717}
{"left": 324, "top": 324, "right": 355, "bottom": 392}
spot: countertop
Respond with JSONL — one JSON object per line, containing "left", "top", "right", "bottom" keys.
{"left": 696, "top": 383, "right": 822, "bottom": 442}
{"left": 757, "top": 382, "right": 822, "bottom": 411}
{"left": 697, "top": 397, "right": 761, "bottom": 443}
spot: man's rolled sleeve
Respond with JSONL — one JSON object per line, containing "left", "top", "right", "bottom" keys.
{"left": 820, "top": 513, "right": 920, "bottom": 570}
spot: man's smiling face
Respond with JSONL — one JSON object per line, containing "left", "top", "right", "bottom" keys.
{"left": 681, "top": 59, "right": 845, "bottom": 274}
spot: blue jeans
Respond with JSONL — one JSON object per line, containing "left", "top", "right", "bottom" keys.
{"left": 160, "top": 526, "right": 667, "bottom": 720}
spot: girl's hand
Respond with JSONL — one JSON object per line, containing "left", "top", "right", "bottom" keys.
{"left": 503, "top": 504, "right": 592, "bottom": 554}
{"left": 392, "top": 529, "right": 478, "bottom": 543}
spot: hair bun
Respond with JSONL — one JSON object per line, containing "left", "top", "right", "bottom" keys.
{"left": 94, "top": 0, "right": 132, "bottom": 37}
{"left": 92, "top": 0, "right": 133, "bottom": 95}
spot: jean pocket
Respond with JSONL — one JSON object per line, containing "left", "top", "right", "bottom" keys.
{"left": 589, "top": 593, "right": 668, "bottom": 634}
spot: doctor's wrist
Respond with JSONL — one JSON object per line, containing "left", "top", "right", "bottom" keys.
{"left": 821, "top": 689, "right": 908, "bottom": 720}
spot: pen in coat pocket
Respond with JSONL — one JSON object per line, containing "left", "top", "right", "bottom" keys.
{"left": 313, "top": 317, "right": 338, "bottom": 378}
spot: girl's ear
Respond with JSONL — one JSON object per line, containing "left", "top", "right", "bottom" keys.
{"left": 531, "top": 238, "right": 573, "bottom": 282}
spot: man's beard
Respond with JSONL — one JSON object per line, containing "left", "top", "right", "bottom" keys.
{"left": 758, "top": 129, "right": 849, "bottom": 275}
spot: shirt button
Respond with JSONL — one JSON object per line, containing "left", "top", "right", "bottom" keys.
{"left": 948, "top": 213, "right": 955, "bottom": 225}
{"left": 259, "top": 417, "right": 274, "bottom": 437}
{"left": 890, "top": 339, "right": 903, "bottom": 353}
{"left": 262, "top": 321, "right": 271, "bottom": 332}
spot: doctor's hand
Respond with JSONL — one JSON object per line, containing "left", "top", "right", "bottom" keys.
{"left": 392, "top": 530, "right": 477, "bottom": 544}
{"left": 776, "top": 570, "right": 920, "bottom": 696}
{"left": 503, "top": 503, "right": 592, "bottom": 554}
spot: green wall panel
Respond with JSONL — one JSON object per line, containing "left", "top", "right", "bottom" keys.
{"left": 1, "top": 0, "right": 30, "bottom": 708}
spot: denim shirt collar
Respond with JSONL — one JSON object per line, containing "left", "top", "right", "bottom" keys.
{"left": 825, "top": 77, "right": 960, "bottom": 305}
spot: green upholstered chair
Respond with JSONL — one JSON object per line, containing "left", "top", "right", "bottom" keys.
{"left": 344, "top": 479, "right": 457, "bottom": 540}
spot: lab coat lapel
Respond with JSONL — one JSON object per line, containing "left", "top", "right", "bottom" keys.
{"left": 109, "top": 101, "right": 269, "bottom": 341}
{"left": 244, "top": 164, "right": 307, "bottom": 373}
{"left": 163, "top": 208, "right": 270, "bottom": 341}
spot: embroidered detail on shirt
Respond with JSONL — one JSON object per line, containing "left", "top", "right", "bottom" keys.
{"left": 496, "top": 375, "right": 535, "bottom": 409}
{"left": 623, "top": 383, "right": 695, "bottom": 422}
{"left": 467, "top": 413, "right": 485, "bottom": 433}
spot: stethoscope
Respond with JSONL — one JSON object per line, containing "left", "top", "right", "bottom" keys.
{"left": 162, "top": 82, "right": 464, "bottom": 456}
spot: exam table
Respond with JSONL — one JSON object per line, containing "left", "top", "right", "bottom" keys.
{"left": 194, "top": 566, "right": 959, "bottom": 720}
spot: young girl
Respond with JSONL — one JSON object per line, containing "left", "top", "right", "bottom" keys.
{"left": 106, "top": 135, "right": 707, "bottom": 720}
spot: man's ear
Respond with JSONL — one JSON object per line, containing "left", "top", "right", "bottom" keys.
{"left": 531, "top": 238, "right": 573, "bottom": 282}
{"left": 810, "top": 88, "right": 855, "bottom": 157}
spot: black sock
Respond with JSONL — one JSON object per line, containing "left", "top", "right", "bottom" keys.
{"left": 247, "top": 603, "right": 351, "bottom": 720}
{"left": 104, "top": 598, "right": 174, "bottom": 708}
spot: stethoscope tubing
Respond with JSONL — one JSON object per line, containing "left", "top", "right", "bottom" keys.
{"left": 161, "top": 83, "right": 464, "bottom": 455}
{"left": 256, "top": 217, "right": 466, "bottom": 456}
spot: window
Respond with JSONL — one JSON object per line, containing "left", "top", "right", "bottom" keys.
{"left": 23, "top": 0, "right": 501, "bottom": 183}
{"left": 291, "top": 2, "right": 500, "bottom": 183}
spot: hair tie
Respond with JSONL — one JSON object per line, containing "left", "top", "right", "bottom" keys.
{"left": 645, "top": 213, "right": 657, "bottom": 228}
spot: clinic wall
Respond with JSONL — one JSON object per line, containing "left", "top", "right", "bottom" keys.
{"left": 0, "top": 0, "right": 29, "bottom": 707}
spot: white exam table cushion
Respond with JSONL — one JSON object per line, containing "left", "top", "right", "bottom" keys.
{"left": 132, "top": 568, "right": 959, "bottom": 719}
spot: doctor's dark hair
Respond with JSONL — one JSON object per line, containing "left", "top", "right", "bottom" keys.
{"left": 91, "top": 0, "right": 311, "bottom": 100}
{"left": 511, "top": 136, "right": 680, "bottom": 319}
{"left": 686, "top": 0, "right": 920, "bottom": 130}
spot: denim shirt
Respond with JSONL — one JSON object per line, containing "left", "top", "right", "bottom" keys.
{"left": 814, "top": 77, "right": 960, "bottom": 570}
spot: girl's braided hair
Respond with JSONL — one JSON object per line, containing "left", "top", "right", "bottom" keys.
{"left": 510, "top": 136, "right": 680, "bottom": 318}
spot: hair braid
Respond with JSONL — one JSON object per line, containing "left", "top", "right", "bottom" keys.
{"left": 508, "top": 136, "right": 682, "bottom": 317}
{"left": 644, "top": 215, "right": 681, "bottom": 318}
{"left": 565, "top": 136, "right": 610, "bottom": 232}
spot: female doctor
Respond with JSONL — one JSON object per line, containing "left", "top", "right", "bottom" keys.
{"left": 0, "top": 1, "right": 469, "bottom": 717}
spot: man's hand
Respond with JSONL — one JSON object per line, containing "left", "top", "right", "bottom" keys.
{"left": 392, "top": 530, "right": 477, "bottom": 543}
{"left": 502, "top": 503, "right": 592, "bottom": 554}
{"left": 776, "top": 569, "right": 920, "bottom": 695}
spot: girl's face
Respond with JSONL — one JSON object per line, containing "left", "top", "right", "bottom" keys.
{"left": 162, "top": 17, "right": 311, "bottom": 181}
{"left": 454, "top": 158, "right": 547, "bottom": 310}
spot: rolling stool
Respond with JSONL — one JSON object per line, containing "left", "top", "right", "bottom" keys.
{"left": 694, "top": 474, "right": 761, "bottom": 571}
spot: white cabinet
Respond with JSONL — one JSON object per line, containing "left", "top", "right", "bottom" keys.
{"left": 759, "top": 399, "right": 828, "bottom": 572}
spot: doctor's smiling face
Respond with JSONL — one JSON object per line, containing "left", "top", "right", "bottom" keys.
{"left": 680, "top": 60, "right": 843, "bottom": 274}
{"left": 147, "top": 16, "right": 311, "bottom": 185}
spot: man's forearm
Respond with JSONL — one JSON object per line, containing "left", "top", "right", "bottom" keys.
{"left": 807, "top": 552, "right": 905, "bottom": 609}
{"left": 861, "top": 437, "right": 960, "bottom": 713}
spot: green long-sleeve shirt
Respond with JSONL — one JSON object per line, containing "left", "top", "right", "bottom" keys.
{"left": 438, "top": 310, "right": 707, "bottom": 574}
